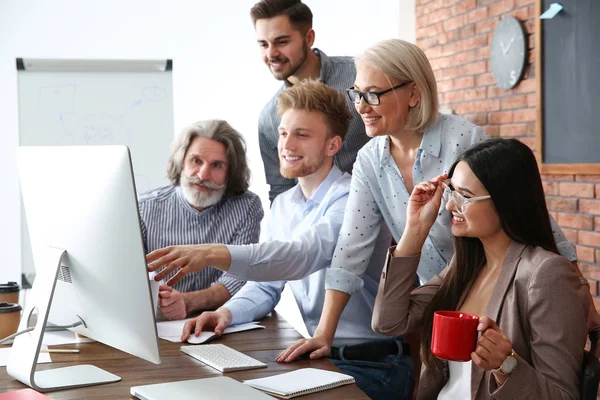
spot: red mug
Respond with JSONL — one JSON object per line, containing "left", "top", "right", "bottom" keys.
{"left": 431, "top": 310, "right": 479, "bottom": 362}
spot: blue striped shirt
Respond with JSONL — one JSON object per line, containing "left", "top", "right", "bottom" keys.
{"left": 258, "top": 48, "right": 370, "bottom": 202}
{"left": 138, "top": 186, "right": 264, "bottom": 296}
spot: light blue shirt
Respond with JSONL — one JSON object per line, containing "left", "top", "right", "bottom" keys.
{"left": 223, "top": 165, "right": 391, "bottom": 343}
{"left": 325, "top": 114, "right": 577, "bottom": 295}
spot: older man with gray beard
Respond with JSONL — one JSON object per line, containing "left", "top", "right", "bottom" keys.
{"left": 138, "top": 120, "right": 263, "bottom": 320}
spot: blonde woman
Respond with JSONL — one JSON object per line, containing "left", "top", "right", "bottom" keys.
{"left": 278, "top": 39, "right": 578, "bottom": 372}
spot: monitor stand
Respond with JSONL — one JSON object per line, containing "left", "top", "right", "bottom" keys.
{"left": 7, "top": 246, "right": 121, "bottom": 392}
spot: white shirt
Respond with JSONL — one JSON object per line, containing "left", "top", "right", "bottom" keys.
{"left": 438, "top": 361, "right": 472, "bottom": 399}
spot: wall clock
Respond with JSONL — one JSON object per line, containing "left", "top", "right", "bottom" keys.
{"left": 490, "top": 17, "right": 527, "bottom": 90}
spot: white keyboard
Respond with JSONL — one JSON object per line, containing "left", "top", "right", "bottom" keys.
{"left": 180, "top": 344, "right": 267, "bottom": 373}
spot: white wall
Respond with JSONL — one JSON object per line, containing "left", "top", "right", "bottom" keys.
{"left": 0, "top": 0, "right": 414, "bottom": 283}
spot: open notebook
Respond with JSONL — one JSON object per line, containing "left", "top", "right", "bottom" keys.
{"left": 243, "top": 368, "right": 355, "bottom": 399}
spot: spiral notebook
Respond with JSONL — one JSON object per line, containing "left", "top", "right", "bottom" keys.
{"left": 243, "top": 368, "right": 355, "bottom": 399}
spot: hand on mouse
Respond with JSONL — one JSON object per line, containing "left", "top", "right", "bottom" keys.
{"left": 181, "top": 308, "right": 232, "bottom": 342}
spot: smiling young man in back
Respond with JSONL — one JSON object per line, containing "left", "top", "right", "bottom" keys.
{"left": 251, "top": 0, "right": 369, "bottom": 202}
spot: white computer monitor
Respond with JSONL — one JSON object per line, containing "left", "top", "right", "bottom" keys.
{"left": 9, "top": 145, "right": 160, "bottom": 392}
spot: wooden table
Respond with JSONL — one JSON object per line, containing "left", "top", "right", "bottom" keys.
{"left": 0, "top": 312, "right": 368, "bottom": 399}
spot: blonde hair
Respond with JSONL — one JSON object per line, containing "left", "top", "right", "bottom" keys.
{"left": 358, "top": 39, "right": 439, "bottom": 132}
{"left": 167, "top": 120, "right": 250, "bottom": 196}
{"left": 276, "top": 80, "right": 352, "bottom": 140}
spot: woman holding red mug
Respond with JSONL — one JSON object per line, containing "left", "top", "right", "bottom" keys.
{"left": 372, "top": 138, "right": 589, "bottom": 399}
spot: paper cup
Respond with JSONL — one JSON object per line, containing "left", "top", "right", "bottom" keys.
{"left": 0, "top": 302, "right": 22, "bottom": 340}
{"left": 0, "top": 282, "right": 20, "bottom": 304}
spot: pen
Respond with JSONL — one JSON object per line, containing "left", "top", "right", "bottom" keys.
{"left": 40, "top": 348, "right": 80, "bottom": 354}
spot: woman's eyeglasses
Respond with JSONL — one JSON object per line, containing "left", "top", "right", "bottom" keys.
{"left": 441, "top": 179, "right": 491, "bottom": 215}
{"left": 346, "top": 82, "right": 411, "bottom": 106}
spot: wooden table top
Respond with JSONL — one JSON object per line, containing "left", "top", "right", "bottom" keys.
{"left": 0, "top": 312, "right": 368, "bottom": 399}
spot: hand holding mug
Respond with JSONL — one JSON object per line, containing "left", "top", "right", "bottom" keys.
{"left": 471, "top": 316, "right": 514, "bottom": 372}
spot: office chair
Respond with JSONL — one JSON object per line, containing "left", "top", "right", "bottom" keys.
{"left": 581, "top": 349, "right": 600, "bottom": 400}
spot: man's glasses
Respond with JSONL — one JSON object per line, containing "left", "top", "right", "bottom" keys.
{"left": 346, "top": 82, "right": 411, "bottom": 106}
{"left": 441, "top": 179, "right": 491, "bottom": 215}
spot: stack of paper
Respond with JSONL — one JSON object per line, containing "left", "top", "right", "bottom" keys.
{"left": 156, "top": 320, "right": 265, "bottom": 343}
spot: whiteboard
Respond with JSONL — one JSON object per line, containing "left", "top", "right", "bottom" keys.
{"left": 17, "top": 58, "right": 174, "bottom": 274}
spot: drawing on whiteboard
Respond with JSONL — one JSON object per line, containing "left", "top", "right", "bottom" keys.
{"left": 36, "top": 84, "right": 169, "bottom": 145}
{"left": 118, "top": 86, "right": 166, "bottom": 119}
{"left": 59, "top": 113, "right": 131, "bottom": 145}
{"left": 37, "top": 85, "right": 76, "bottom": 114}
{"left": 141, "top": 85, "right": 167, "bottom": 102}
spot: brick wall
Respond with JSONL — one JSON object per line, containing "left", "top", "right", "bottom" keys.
{"left": 415, "top": 0, "right": 600, "bottom": 302}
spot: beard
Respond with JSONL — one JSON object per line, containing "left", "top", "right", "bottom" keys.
{"left": 180, "top": 174, "right": 226, "bottom": 209}
{"left": 268, "top": 41, "right": 310, "bottom": 81}
{"left": 280, "top": 153, "right": 326, "bottom": 179}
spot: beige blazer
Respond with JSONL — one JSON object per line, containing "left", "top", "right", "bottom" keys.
{"left": 372, "top": 241, "right": 589, "bottom": 400}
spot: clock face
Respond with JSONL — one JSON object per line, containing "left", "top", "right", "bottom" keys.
{"left": 490, "top": 17, "right": 526, "bottom": 90}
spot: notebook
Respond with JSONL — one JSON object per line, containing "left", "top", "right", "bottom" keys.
{"left": 131, "top": 376, "right": 275, "bottom": 400}
{"left": 0, "top": 389, "right": 51, "bottom": 399}
{"left": 243, "top": 368, "right": 355, "bottom": 399}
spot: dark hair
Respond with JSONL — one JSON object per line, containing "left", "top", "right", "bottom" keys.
{"left": 167, "top": 120, "right": 250, "bottom": 196}
{"left": 250, "top": 0, "right": 313, "bottom": 34}
{"left": 420, "top": 138, "right": 559, "bottom": 373}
